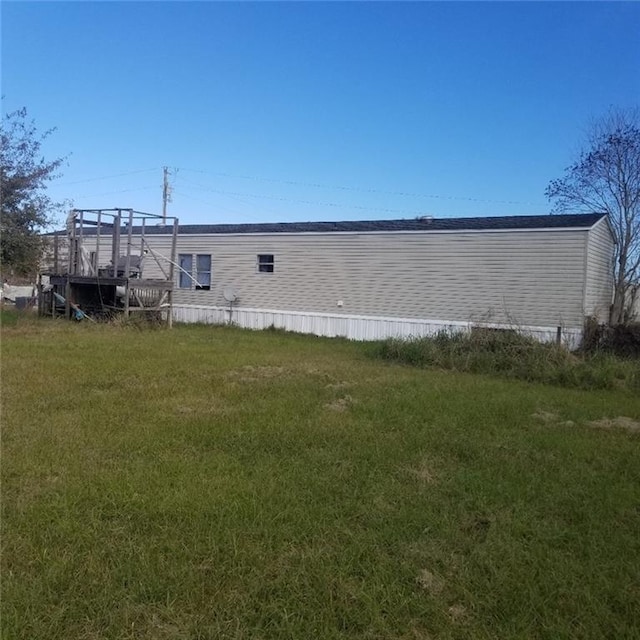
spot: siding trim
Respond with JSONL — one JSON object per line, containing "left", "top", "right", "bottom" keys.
{"left": 174, "top": 303, "right": 584, "bottom": 332}
{"left": 583, "top": 215, "right": 616, "bottom": 320}
{"left": 591, "top": 214, "right": 617, "bottom": 245}
{"left": 173, "top": 304, "right": 584, "bottom": 348}
{"left": 582, "top": 229, "right": 590, "bottom": 317}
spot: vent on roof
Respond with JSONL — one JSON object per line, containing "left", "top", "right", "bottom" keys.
{"left": 417, "top": 215, "right": 434, "bottom": 223}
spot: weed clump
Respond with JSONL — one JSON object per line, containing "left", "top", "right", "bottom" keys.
{"left": 377, "top": 329, "right": 639, "bottom": 390}
{"left": 582, "top": 318, "right": 640, "bottom": 358}
{"left": 107, "top": 311, "right": 166, "bottom": 329}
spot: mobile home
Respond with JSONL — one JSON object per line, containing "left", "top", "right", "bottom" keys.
{"left": 44, "top": 212, "right": 615, "bottom": 347}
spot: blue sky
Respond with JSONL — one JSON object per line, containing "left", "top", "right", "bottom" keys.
{"left": 2, "top": 1, "right": 639, "bottom": 225}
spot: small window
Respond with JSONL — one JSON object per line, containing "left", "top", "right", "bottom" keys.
{"left": 178, "top": 253, "right": 211, "bottom": 290}
{"left": 257, "top": 254, "right": 274, "bottom": 273}
{"left": 195, "top": 254, "right": 211, "bottom": 290}
{"left": 178, "top": 254, "right": 193, "bottom": 289}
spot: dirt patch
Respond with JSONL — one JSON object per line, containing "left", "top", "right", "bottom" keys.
{"left": 325, "top": 381, "right": 352, "bottom": 390}
{"left": 533, "top": 410, "right": 639, "bottom": 433}
{"left": 405, "top": 458, "right": 438, "bottom": 484}
{"left": 372, "top": 494, "right": 395, "bottom": 512}
{"left": 324, "top": 395, "right": 354, "bottom": 412}
{"left": 407, "top": 626, "right": 434, "bottom": 640}
{"left": 226, "top": 365, "right": 287, "bottom": 382}
{"left": 447, "top": 603, "right": 469, "bottom": 623}
{"left": 172, "top": 397, "right": 233, "bottom": 417}
{"left": 532, "top": 410, "right": 559, "bottom": 423}
{"left": 416, "top": 569, "right": 445, "bottom": 595}
{"left": 586, "top": 416, "right": 640, "bottom": 433}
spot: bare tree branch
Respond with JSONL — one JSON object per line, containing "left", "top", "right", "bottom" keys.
{"left": 546, "top": 107, "right": 640, "bottom": 323}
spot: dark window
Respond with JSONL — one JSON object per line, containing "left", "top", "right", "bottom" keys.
{"left": 178, "top": 254, "right": 193, "bottom": 289}
{"left": 178, "top": 254, "right": 211, "bottom": 290}
{"left": 257, "top": 254, "right": 274, "bottom": 273}
{"left": 195, "top": 254, "right": 211, "bottom": 290}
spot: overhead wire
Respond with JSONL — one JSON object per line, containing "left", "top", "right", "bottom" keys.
{"left": 58, "top": 166, "right": 546, "bottom": 217}
{"left": 71, "top": 185, "right": 158, "bottom": 198}
{"left": 57, "top": 168, "right": 159, "bottom": 186}
{"left": 176, "top": 167, "right": 545, "bottom": 207}
{"left": 173, "top": 190, "right": 268, "bottom": 222}
{"left": 177, "top": 178, "right": 435, "bottom": 216}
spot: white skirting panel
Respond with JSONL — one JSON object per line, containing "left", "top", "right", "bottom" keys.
{"left": 172, "top": 305, "right": 584, "bottom": 348}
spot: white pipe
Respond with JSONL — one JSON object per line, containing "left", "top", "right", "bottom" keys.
{"left": 143, "top": 244, "right": 201, "bottom": 287}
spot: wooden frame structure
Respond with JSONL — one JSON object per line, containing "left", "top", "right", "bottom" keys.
{"left": 39, "top": 208, "right": 179, "bottom": 324}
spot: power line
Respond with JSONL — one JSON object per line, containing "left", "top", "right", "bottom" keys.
{"left": 57, "top": 165, "right": 546, "bottom": 216}
{"left": 174, "top": 190, "right": 272, "bottom": 222}
{"left": 72, "top": 185, "right": 158, "bottom": 198}
{"left": 177, "top": 167, "right": 545, "bottom": 207}
{"left": 177, "top": 179, "right": 435, "bottom": 216}
{"left": 57, "top": 168, "right": 159, "bottom": 186}
{"left": 176, "top": 187, "right": 282, "bottom": 217}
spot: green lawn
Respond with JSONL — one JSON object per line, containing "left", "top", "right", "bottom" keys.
{"left": 2, "top": 317, "right": 639, "bottom": 639}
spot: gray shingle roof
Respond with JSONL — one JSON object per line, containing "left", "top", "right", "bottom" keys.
{"left": 50, "top": 213, "right": 608, "bottom": 236}
{"left": 172, "top": 213, "right": 607, "bottom": 235}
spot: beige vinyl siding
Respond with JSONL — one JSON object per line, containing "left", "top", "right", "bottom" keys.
{"left": 161, "top": 229, "right": 588, "bottom": 328}
{"left": 139, "top": 237, "right": 175, "bottom": 279}
{"left": 584, "top": 219, "right": 615, "bottom": 322}
{"left": 42, "top": 236, "right": 69, "bottom": 272}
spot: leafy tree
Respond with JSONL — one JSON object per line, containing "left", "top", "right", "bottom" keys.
{"left": 1, "top": 107, "right": 66, "bottom": 279}
{"left": 546, "top": 108, "right": 640, "bottom": 325}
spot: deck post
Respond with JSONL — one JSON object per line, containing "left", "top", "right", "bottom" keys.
{"left": 125, "top": 209, "right": 133, "bottom": 279}
{"left": 95, "top": 210, "right": 102, "bottom": 274}
{"left": 37, "top": 273, "right": 43, "bottom": 317}
{"left": 67, "top": 210, "right": 76, "bottom": 275}
{"left": 78, "top": 210, "right": 84, "bottom": 274}
{"left": 112, "top": 211, "right": 121, "bottom": 276}
{"left": 53, "top": 234, "right": 59, "bottom": 273}
{"left": 124, "top": 280, "right": 130, "bottom": 319}
{"left": 64, "top": 277, "right": 71, "bottom": 320}
{"left": 167, "top": 218, "right": 178, "bottom": 328}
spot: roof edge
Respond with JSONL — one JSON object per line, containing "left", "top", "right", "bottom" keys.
{"left": 46, "top": 212, "right": 608, "bottom": 236}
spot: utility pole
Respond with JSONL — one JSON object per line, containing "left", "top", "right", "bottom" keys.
{"left": 162, "top": 166, "right": 171, "bottom": 224}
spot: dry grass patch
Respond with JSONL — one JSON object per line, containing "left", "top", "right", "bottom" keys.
{"left": 531, "top": 409, "right": 560, "bottom": 423}
{"left": 533, "top": 410, "right": 640, "bottom": 433}
{"left": 404, "top": 457, "right": 439, "bottom": 484}
{"left": 586, "top": 416, "right": 640, "bottom": 433}
{"left": 324, "top": 394, "right": 356, "bottom": 412}
{"left": 447, "top": 603, "right": 469, "bottom": 623}
{"left": 225, "top": 364, "right": 289, "bottom": 382}
{"left": 416, "top": 569, "right": 445, "bottom": 595}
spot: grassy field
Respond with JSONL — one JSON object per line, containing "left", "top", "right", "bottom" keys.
{"left": 2, "top": 314, "right": 640, "bottom": 639}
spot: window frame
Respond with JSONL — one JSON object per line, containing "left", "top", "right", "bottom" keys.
{"left": 257, "top": 253, "right": 275, "bottom": 273}
{"left": 194, "top": 254, "right": 211, "bottom": 290}
{"left": 178, "top": 253, "right": 211, "bottom": 290}
{"left": 178, "top": 253, "right": 193, "bottom": 289}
